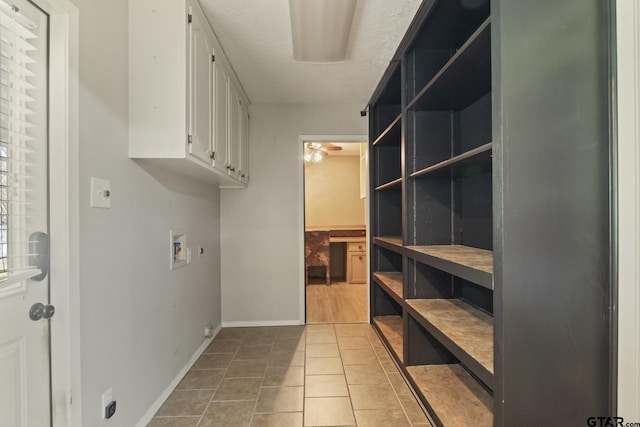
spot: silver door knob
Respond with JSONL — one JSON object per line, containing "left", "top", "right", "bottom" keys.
{"left": 29, "top": 303, "right": 55, "bottom": 321}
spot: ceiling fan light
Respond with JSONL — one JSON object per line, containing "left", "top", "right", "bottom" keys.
{"left": 289, "top": 0, "right": 357, "bottom": 62}
{"left": 312, "top": 151, "right": 324, "bottom": 162}
{"left": 304, "top": 152, "right": 312, "bottom": 162}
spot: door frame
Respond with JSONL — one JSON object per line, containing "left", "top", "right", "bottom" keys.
{"left": 43, "top": 0, "right": 80, "bottom": 424}
{"left": 616, "top": 0, "right": 640, "bottom": 418}
{"left": 298, "top": 134, "right": 368, "bottom": 323}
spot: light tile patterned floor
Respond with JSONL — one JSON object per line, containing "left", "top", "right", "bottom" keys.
{"left": 149, "top": 324, "right": 431, "bottom": 427}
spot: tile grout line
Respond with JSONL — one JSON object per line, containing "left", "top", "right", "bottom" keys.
{"left": 337, "top": 324, "right": 361, "bottom": 427}
{"left": 195, "top": 334, "right": 243, "bottom": 427}
{"left": 367, "top": 325, "right": 434, "bottom": 427}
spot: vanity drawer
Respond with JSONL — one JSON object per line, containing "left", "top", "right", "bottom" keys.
{"left": 347, "top": 241, "right": 366, "bottom": 253}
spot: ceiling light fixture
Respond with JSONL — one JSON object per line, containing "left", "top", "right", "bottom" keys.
{"left": 289, "top": 0, "right": 357, "bottom": 62}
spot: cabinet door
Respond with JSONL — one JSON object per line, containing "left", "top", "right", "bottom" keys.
{"left": 239, "top": 100, "right": 249, "bottom": 183}
{"left": 187, "top": 9, "right": 213, "bottom": 165}
{"left": 212, "top": 61, "right": 228, "bottom": 173}
{"left": 227, "top": 81, "right": 240, "bottom": 179}
{"left": 348, "top": 252, "right": 367, "bottom": 284}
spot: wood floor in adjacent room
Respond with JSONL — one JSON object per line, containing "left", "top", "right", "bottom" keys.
{"left": 306, "top": 281, "right": 368, "bottom": 323}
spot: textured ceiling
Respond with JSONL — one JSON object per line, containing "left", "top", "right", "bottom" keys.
{"left": 198, "top": 0, "right": 423, "bottom": 105}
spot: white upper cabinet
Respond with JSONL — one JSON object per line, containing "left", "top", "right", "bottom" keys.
{"left": 129, "top": 0, "right": 249, "bottom": 188}
{"left": 239, "top": 99, "right": 250, "bottom": 184}
{"left": 213, "top": 61, "right": 229, "bottom": 175}
{"left": 188, "top": 8, "right": 213, "bottom": 166}
{"left": 227, "top": 81, "right": 241, "bottom": 180}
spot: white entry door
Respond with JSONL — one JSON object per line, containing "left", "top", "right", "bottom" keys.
{"left": 0, "top": 0, "right": 52, "bottom": 425}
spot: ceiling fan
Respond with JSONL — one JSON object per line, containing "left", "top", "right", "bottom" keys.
{"left": 304, "top": 142, "right": 342, "bottom": 162}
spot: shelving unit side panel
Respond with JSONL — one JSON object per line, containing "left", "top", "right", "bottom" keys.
{"left": 493, "top": 0, "right": 613, "bottom": 423}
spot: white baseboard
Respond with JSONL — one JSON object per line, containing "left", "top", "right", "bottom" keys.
{"left": 222, "top": 320, "right": 304, "bottom": 327}
{"left": 134, "top": 323, "right": 223, "bottom": 427}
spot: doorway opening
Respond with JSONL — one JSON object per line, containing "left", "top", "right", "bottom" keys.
{"left": 302, "top": 136, "right": 369, "bottom": 323}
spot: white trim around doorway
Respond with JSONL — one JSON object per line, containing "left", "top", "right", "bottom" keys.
{"left": 43, "top": 0, "right": 81, "bottom": 425}
{"left": 616, "top": 0, "right": 640, "bottom": 419}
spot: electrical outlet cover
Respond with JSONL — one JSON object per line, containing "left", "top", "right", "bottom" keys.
{"left": 90, "top": 177, "right": 111, "bottom": 208}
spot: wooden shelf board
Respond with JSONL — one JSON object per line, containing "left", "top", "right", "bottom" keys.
{"left": 373, "top": 236, "right": 404, "bottom": 253}
{"left": 375, "top": 177, "right": 402, "bottom": 191}
{"left": 406, "top": 364, "right": 492, "bottom": 427}
{"left": 411, "top": 143, "right": 492, "bottom": 179}
{"left": 407, "top": 18, "right": 491, "bottom": 112}
{"left": 372, "top": 114, "right": 402, "bottom": 147}
{"left": 406, "top": 299, "right": 493, "bottom": 386}
{"left": 373, "top": 272, "right": 404, "bottom": 302}
{"left": 373, "top": 315, "right": 404, "bottom": 364}
{"left": 405, "top": 245, "right": 493, "bottom": 289}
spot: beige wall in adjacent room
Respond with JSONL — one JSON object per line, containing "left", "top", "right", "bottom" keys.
{"left": 305, "top": 155, "right": 365, "bottom": 228}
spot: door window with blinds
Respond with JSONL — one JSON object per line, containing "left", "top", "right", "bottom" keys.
{"left": 0, "top": 0, "right": 48, "bottom": 290}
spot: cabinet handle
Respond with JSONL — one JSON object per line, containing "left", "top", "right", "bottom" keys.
{"left": 230, "top": 167, "right": 236, "bottom": 172}
{"left": 358, "top": 256, "right": 363, "bottom": 260}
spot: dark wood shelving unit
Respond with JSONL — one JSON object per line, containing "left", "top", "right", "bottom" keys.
{"left": 368, "top": 0, "right": 494, "bottom": 424}
{"left": 369, "top": 0, "right": 614, "bottom": 424}
{"left": 406, "top": 299, "right": 493, "bottom": 387}
{"left": 404, "top": 245, "right": 493, "bottom": 290}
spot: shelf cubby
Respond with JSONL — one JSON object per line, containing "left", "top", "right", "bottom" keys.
{"left": 408, "top": 91, "right": 492, "bottom": 176}
{"left": 407, "top": 19, "right": 491, "bottom": 112}
{"left": 406, "top": 298, "right": 493, "bottom": 388}
{"left": 405, "top": 1, "right": 490, "bottom": 101}
{"left": 372, "top": 315, "right": 404, "bottom": 363}
{"left": 406, "top": 364, "right": 493, "bottom": 427}
{"left": 404, "top": 245, "right": 493, "bottom": 289}
{"left": 373, "top": 272, "right": 404, "bottom": 305}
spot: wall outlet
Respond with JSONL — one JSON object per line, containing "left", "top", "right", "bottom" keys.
{"left": 101, "top": 388, "right": 113, "bottom": 419}
{"left": 105, "top": 400, "right": 116, "bottom": 419}
{"left": 90, "top": 177, "right": 111, "bottom": 209}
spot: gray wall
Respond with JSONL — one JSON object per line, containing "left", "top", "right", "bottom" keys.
{"left": 220, "top": 104, "right": 367, "bottom": 325}
{"left": 73, "top": 0, "right": 222, "bottom": 425}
